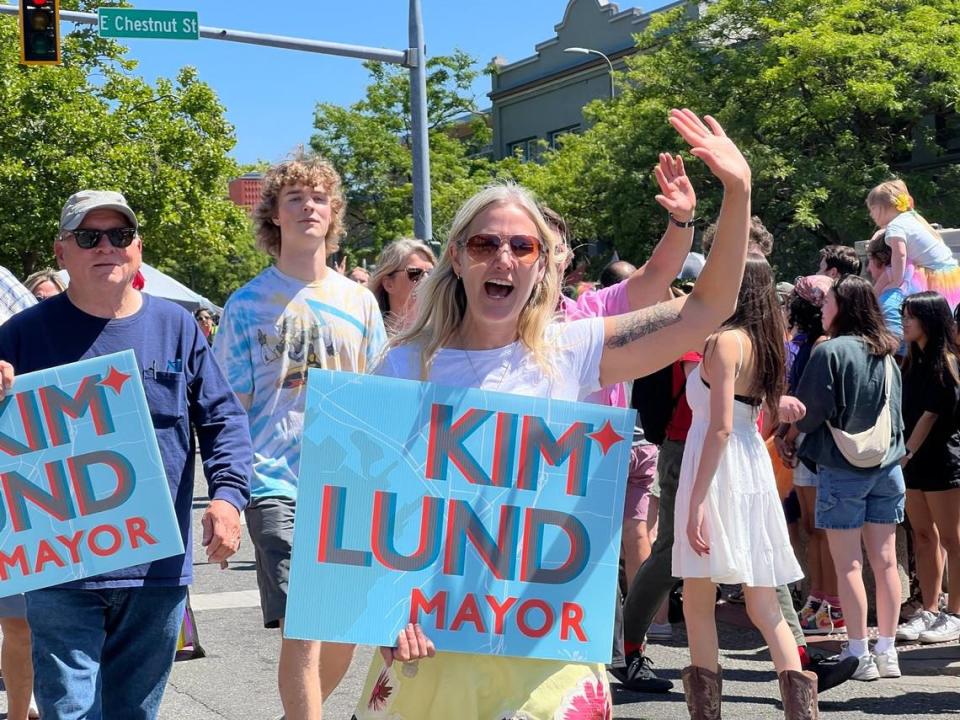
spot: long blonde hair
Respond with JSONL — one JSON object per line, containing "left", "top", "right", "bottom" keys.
{"left": 390, "top": 183, "right": 562, "bottom": 379}
{"left": 367, "top": 238, "right": 437, "bottom": 313}
{"left": 867, "top": 178, "right": 942, "bottom": 241}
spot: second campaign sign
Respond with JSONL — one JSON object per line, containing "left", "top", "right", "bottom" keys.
{"left": 0, "top": 350, "right": 182, "bottom": 597}
{"left": 285, "top": 370, "right": 634, "bottom": 663}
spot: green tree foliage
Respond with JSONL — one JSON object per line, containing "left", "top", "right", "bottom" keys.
{"left": 311, "top": 51, "right": 499, "bottom": 261}
{"left": 519, "top": 0, "right": 960, "bottom": 278}
{"left": 0, "top": 1, "right": 265, "bottom": 303}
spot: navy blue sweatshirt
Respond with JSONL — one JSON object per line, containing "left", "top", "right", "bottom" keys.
{"left": 0, "top": 293, "right": 252, "bottom": 587}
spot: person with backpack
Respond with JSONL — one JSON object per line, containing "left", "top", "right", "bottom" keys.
{"left": 620, "top": 283, "right": 703, "bottom": 689}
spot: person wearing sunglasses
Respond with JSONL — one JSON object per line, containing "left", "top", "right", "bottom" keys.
{"left": 0, "top": 189, "right": 253, "bottom": 720}
{"left": 353, "top": 109, "right": 753, "bottom": 720}
{"left": 368, "top": 238, "right": 438, "bottom": 334}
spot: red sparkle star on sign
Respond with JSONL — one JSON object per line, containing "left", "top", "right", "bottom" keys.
{"left": 99, "top": 366, "right": 131, "bottom": 395}
{"left": 588, "top": 420, "right": 624, "bottom": 455}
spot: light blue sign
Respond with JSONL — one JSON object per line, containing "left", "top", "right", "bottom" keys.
{"left": 286, "top": 370, "right": 633, "bottom": 663}
{"left": 0, "top": 351, "right": 183, "bottom": 597}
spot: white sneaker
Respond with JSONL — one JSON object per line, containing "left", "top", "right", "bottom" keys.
{"left": 646, "top": 622, "right": 672, "bottom": 640}
{"left": 29, "top": 693, "right": 40, "bottom": 719}
{"left": 838, "top": 647, "right": 880, "bottom": 681}
{"left": 873, "top": 648, "right": 901, "bottom": 678}
{"left": 896, "top": 609, "right": 938, "bottom": 641}
{"left": 918, "top": 612, "right": 960, "bottom": 644}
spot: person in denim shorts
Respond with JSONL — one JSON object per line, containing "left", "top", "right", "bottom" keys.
{"left": 794, "top": 274, "right": 906, "bottom": 682}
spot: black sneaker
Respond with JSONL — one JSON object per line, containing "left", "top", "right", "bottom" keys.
{"left": 608, "top": 652, "right": 673, "bottom": 693}
{"left": 805, "top": 648, "right": 859, "bottom": 693}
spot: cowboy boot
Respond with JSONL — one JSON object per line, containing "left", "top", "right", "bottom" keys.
{"left": 681, "top": 664, "right": 722, "bottom": 720}
{"left": 778, "top": 669, "right": 819, "bottom": 720}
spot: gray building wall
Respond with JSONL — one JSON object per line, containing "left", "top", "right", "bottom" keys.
{"left": 489, "top": 0, "right": 692, "bottom": 160}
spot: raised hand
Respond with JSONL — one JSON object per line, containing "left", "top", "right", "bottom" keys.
{"left": 654, "top": 153, "right": 696, "bottom": 222}
{"left": 668, "top": 109, "right": 750, "bottom": 191}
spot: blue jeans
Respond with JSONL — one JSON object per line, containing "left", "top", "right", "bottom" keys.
{"left": 25, "top": 586, "right": 187, "bottom": 720}
{"left": 815, "top": 463, "right": 905, "bottom": 530}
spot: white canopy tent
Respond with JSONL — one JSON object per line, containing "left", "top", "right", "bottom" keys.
{"left": 57, "top": 263, "right": 220, "bottom": 313}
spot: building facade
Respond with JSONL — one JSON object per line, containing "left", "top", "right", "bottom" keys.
{"left": 228, "top": 172, "right": 264, "bottom": 212}
{"left": 489, "top": 0, "right": 693, "bottom": 161}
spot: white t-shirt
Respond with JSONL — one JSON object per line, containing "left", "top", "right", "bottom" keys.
{"left": 885, "top": 211, "right": 957, "bottom": 271}
{"left": 375, "top": 317, "right": 605, "bottom": 401}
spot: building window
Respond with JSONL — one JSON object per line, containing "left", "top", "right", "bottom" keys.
{"left": 506, "top": 136, "right": 541, "bottom": 162}
{"left": 548, "top": 124, "right": 581, "bottom": 149}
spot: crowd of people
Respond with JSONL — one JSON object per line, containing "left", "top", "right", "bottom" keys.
{"left": 0, "top": 108, "right": 957, "bottom": 720}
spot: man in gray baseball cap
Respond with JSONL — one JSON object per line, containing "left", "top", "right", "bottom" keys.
{"left": 59, "top": 189, "right": 140, "bottom": 232}
{"left": 0, "top": 189, "right": 252, "bottom": 719}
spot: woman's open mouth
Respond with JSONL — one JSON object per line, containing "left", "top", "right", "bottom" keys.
{"left": 484, "top": 279, "right": 514, "bottom": 298}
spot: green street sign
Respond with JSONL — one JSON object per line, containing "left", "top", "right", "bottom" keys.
{"left": 98, "top": 8, "right": 199, "bottom": 40}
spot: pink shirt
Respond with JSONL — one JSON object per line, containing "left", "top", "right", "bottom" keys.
{"left": 559, "top": 280, "right": 630, "bottom": 407}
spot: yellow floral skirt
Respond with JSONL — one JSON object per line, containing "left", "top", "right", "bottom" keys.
{"left": 352, "top": 651, "right": 612, "bottom": 720}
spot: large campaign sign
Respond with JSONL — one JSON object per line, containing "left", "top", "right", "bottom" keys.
{"left": 285, "top": 370, "right": 634, "bottom": 663}
{"left": 0, "top": 351, "right": 183, "bottom": 597}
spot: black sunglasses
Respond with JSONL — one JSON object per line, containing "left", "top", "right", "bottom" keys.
{"left": 391, "top": 267, "right": 430, "bottom": 283}
{"left": 68, "top": 227, "right": 137, "bottom": 249}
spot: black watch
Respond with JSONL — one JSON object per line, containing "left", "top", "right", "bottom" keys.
{"left": 669, "top": 213, "right": 697, "bottom": 229}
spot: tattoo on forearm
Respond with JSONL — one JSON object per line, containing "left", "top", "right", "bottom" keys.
{"left": 606, "top": 305, "right": 682, "bottom": 349}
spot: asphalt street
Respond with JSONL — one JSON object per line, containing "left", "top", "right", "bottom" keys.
{"left": 3, "top": 472, "right": 959, "bottom": 719}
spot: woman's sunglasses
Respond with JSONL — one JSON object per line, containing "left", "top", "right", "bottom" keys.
{"left": 392, "top": 267, "right": 430, "bottom": 283}
{"left": 68, "top": 227, "right": 137, "bottom": 249}
{"left": 462, "top": 233, "right": 541, "bottom": 265}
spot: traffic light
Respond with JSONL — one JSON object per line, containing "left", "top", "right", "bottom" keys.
{"left": 19, "top": 0, "right": 61, "bottom": 66}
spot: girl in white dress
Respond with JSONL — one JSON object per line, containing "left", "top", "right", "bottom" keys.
{"left": 673, "top": 256, "right": 813, "bottom": 719}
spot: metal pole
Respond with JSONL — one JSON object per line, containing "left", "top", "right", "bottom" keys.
{"left": 592, "top": 50, "right": 616, "bottom": 99}
{"left": 408, "top": 0, "right": 432, "bottom": 242}
{"left": 0, "top": 5, "right": 408, "bottom": 64}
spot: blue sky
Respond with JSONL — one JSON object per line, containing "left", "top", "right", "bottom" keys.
{"left": 60, "top": 1, "right": 615, "bottom": 165}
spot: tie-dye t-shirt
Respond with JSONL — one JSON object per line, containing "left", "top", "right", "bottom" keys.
{"left": 214, "top": 266, "right": 386, "bottom": 498}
